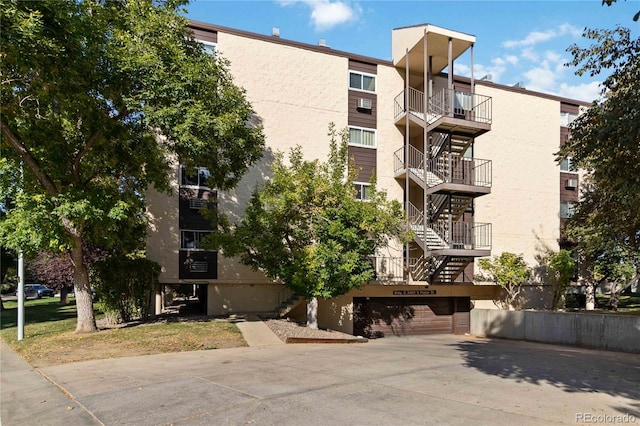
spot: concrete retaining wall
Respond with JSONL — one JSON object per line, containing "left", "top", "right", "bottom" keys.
{"left": 471, "top": 309, "right": 640, "bottom": 353}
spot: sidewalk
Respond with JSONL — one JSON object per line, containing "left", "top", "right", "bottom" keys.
{"left": 230, "top": 314, "right": 285, "bottom": 346}
{"left": 0, "top": 341, "right": 99, "bottom": 425}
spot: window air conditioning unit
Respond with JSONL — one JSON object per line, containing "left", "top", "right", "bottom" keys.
{"left": 189, "top": 198, "right": 206, "bottom": 209}
{"left": 357, "top": 98, "right": 372, "bottom": 110}
{"left": 565, "top": 179, "right": 578, "bottom": 189}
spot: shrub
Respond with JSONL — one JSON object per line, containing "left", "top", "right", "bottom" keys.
{"left": 91, "top": 257, "right": 160, "bottom": 324}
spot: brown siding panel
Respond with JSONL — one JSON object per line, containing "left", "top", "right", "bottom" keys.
{"left": 560, "top": 127, "right": 570, "bottom": 147}
{"left": 561, "top": 102, "right": 580, "bottom": 114}
{"left": 191, "top": 28, "right": 218, "bottom": 43}
{"left": 348, "top": 91, "right": 377, "bottom": 127}
{"left": 349, "top": 146, "right": 376, "bottom": 182}
{"left": 348, "top": 59, "right": 377, "bottom": 75}
{"left": 560, "top": 172, "right": 579, "bottom": 202}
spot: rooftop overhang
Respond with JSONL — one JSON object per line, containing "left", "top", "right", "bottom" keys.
{"left": 392, "top": 24, "right": 475, "bottom": 74}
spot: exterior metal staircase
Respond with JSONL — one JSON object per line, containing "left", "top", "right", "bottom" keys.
{"left": 431, "top": 256, "right": 473, "bottom": 283}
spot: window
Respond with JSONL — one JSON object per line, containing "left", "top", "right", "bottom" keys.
{"left": 199, "top": 41, "right": 217, "bottom": 56}
{"left": 180, "top": 230, "right": 212, "bottom": 250}
{"left": 353, "top": 182, "right": 371, "bottom": 200}
{"left": 560, "top": 157, "right": 577, "bottom": 173}
{"left": 180, "top": 165, "right": 211, "bottom": 188}
{"left": 560, "top": 202, "right": 575, "bottom": 219}
{"left": 560, "top": 111, "right": 578, "bottom": 127}
{"left": 348, "top": 127, "right": 376, "bottom": 148}
{"left": 349, "top": 71, "right": 376, "bottom": 93}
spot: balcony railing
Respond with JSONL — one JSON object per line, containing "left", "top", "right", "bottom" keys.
{"left": 395, "top": 87, "right": 492, "bottom": 126}
{"left": 396, "top": 147, "right": 491, "bottom": 189}
{"left": 393, "top": 144, "right": 424, "bottom": 176}
{"left": 370, "top": 257, "right": 405, "bottom": 282}
{"left": 429, "top": 155, "right": 492, "bottom": 188}
{"left": 430, "top": 88, "right": 492, "bottom": 125}
{"left": 430, "top": 221, "right": 492, "bottom": 250}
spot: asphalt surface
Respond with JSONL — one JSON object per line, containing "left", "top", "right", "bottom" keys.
{"left": 2, "top": 332, "right": 639, "bottom": 425}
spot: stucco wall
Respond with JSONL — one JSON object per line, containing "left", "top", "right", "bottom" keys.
{"left": 473, "top": 85, "right": 561, "bottom": 273}
{"left": 213, "top": 32, "right": 351, "bottom": 282}
{"left": 471, "top": 309, "right": 640, "bottom": 353}
{"left": 146, "top": 158, "right": 180, "bottom": 282}
{"left": 208, "top": 283, "right": 285, "bottom": 316}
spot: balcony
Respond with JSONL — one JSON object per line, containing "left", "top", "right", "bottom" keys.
{"left": 394, "top": 145, "right": 492, "bottom": 194}
{"left": 394, "top": 88, "right": 492, "bottom": 137}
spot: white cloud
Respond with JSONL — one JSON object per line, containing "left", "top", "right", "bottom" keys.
{"left": 502, "top": 23, "right": 582, "bottom": 48}
{"left": 523, "top": 66, "right": 557, "bottom": 93}
{"left": 558, "top": 81, "right": 602, "bottom": 103}
{"left": 277, "top": 1, "right": 362, "bottom": 31}
{"left": 521, "top": 47, "right": 539, "bottom": 62}
{"left": 505, "top": 55, "right": 518, "bottom": 65}
{"left": 456, "top": 57, "right": 509, "bottom": 83}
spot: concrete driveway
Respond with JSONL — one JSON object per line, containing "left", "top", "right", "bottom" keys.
{"left": 2, "top": 335, "right": 639, "bottom": 425}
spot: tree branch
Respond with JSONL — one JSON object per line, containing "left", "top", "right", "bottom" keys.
{"left": 72, "top": 131, "right": 101, "bottom": 182}
{"left": 1, "top": 120, "right": 59, "bottom": 196}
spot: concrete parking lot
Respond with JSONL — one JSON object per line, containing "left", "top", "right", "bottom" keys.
{"left": 2, "top": 335, "right": 639, "bottom": 425}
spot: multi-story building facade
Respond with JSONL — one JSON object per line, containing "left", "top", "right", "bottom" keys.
{"left": 146, "top": 20, "right": 588, "bottom": 336}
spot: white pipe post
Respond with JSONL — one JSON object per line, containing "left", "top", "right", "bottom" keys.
{"left": 17, "top": 251, "right": 25, "bottom": 341}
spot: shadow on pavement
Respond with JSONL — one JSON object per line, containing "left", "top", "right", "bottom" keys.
{"left": 451, "top": 338, "right": 640, "bottom": 417}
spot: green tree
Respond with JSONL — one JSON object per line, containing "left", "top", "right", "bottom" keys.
{"left": 477, "top": 253, "right": 531, "bottom": 310}
{"left": 0, "top": 0, "right": 264, "bottom": 332}
{"left": 214, "top": 125, "right": 410, "bottom": 328}
{"left": 560, "top": 25, "right": 640, "bottom": 254}
{"left": 546, "top": 249, "right": 577, "bottom": 310}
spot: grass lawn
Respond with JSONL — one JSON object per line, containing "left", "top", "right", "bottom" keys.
{"left": 594, "top": 293, "right": 640, "bottom": 315}
{"left": 0, "top": 297, "right": 247, "bottom": 367}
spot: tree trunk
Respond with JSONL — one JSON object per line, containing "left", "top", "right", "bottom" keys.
{"left": 307, "top": 296, "right": 318, "bottom": 329}
{"left": 585, "top": 282, "right": 595, "bottom": 310}
{"left": 60, "top": 285, "right": 71, "bottom": 305}
{"left": 70, "top": 241, "right": 97, "bottom": 333}
{"left": 610, "top": 282, "right": 619, "bottom": 311}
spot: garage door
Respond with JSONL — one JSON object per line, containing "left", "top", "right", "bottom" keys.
{"left": 353, "top": 297, "right": 470, "bottom": 338}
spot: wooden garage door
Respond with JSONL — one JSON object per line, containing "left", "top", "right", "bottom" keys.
{"left": 354, "top": 297, "right": 463, "bottom": 338}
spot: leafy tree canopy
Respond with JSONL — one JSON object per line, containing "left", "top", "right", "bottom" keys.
{"left": 478, "top": 252, "right": 531, "bottom": 310}
{"left": 0, "top": 0, "right": 264, "bottom": 332}
{"left": 560, "top": 25, "right": 640, "bottom": 254}
{"left": 213, "top": 124, "right": 410, "bottom": 322}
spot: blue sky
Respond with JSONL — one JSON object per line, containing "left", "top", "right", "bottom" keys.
{"left": 185, "top": 1, "right": 639, "bottom": 103}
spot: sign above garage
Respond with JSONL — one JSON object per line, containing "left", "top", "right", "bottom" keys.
{"left": 392, "top": 290, "right": 437, "bottom": 295}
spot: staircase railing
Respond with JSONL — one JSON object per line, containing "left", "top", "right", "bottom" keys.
{"left": 408, "top": 202, "right": 424, "bottom": 228}
{"left": 408, "top": 257, "right": 430, "bottom": 281}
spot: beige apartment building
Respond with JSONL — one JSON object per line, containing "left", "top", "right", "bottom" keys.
{"left": 146, "top": 20, "right": 588, "bottom": 337}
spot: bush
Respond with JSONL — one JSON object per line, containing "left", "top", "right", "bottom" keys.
{"left": 91, "top": 257, "right": 160, "bottom": 324}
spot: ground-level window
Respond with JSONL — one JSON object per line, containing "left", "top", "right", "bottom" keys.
{"left": 354, "top": 182, "right": 372, "bottom": 200}
{"left": 180, "top": 230, "right": 212, "bottom": 250}
{"left": 349, "top": 127, "right": 376, "bottom": 148}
